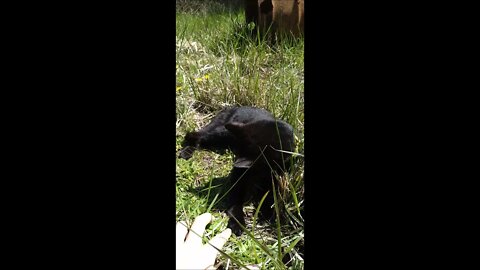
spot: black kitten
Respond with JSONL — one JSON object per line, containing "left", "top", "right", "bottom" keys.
{"left": 178, "top": 106, "right": 295, "bottom": 235}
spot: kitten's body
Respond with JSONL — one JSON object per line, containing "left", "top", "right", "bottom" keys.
{"left": 178, "top": 106, "right": 295, "bottom": 235}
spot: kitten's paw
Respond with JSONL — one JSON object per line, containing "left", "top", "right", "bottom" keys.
{"left": 228, "top": 219, "right": 244, "bottom": 236}
{"left": 178, "top": 146, "right": 194, "bottom": 159}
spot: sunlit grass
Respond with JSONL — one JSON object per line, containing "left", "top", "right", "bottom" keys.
{"left": 176, "top": 1, "right": 304, "bottom": 269}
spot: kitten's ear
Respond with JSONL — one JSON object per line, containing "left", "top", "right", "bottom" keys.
{"left": 233, "top": 157, "right": 253, "bottom": 168}
{"left": 225, "top": 122, "right": 246, "bottom": 136}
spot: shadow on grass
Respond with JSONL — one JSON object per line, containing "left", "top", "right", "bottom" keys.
{"left": 186, "top": 174, "right": 271, "bottom": 218}
{"left": 185, "top": 172, "right": 285, "bottom": 226}
{"left": 186, "top": 176, "right": 232, "bottom": 211}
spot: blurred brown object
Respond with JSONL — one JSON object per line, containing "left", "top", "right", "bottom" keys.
{"left": 245, "top": 0, "right": 304, "bottom": 37}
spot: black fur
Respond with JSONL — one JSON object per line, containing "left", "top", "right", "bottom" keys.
{"left": 178, "top": 106, "right": 295, "bottom": 235}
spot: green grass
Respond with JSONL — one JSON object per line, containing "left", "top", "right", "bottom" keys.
{"left": 176, "top": 1, "right": 304, "bottom": 269}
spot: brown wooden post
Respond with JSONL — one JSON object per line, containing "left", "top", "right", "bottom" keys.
{"left": 244, "top": 0, "right": 259, "bottom": 25}
{"left": 298, "top": 0, "right": 304, "bottom": 34}
{"left": 272, "top": 0, "right": 304, "bottom": 37}
{"left": 258, "top": 0, "right": 274, "bottom": 35}
{"left": 244, "top": 0, "right": 303, "bottom": 38}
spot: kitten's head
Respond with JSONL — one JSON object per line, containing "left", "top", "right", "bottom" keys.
{"left": 225, "top": 119, "right": 294, "bottom": 169}
{"left": 181, "top": 131, "right": 200, "bottom": 147}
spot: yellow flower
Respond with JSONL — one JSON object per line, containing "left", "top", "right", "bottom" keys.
{"left": 194, "top": 74, "right": 209, "bottom": 82}
{"left": 176, "top": 86, "right": 182, "bottom": 92}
